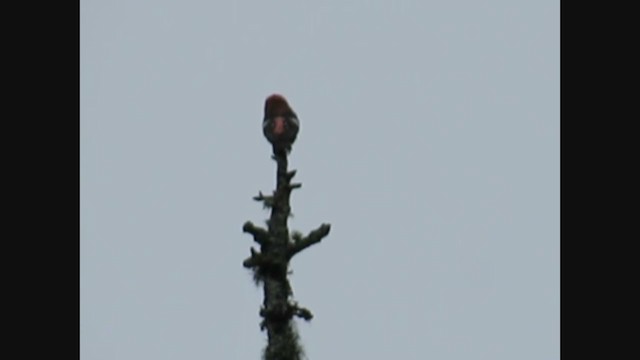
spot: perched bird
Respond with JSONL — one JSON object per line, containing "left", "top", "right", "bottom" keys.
{"left": 262, "top": 94, "right": 299, "bottom": 155}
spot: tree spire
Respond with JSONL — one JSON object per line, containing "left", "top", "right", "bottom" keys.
{"left": 242, "top": 146, "right": 330, "bottom": 360}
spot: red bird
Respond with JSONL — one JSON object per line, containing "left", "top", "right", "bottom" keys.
{"left": 262, "top": 94, "right": 299, "bottom": 155}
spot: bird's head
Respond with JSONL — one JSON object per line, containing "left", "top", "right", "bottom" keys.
{"left": 264, "top": 94, "right": 292, "bottom": 118}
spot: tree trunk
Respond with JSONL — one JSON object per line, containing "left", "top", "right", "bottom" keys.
{"left": 243, "top": 151, "right": 330, "bottom": 360}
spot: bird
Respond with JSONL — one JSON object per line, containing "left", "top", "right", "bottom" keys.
{"left": 262, "top": 94, "right": 300, "bottom": 155}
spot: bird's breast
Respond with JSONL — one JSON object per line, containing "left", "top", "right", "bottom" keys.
{"left": 273, "top": 117, "right": 285, "bottom": 135}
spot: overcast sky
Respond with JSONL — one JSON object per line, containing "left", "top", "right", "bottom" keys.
{"left": 81, "top": 1, "right": 559, "bottom": 359}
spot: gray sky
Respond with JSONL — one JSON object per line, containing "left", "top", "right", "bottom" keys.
{"left": 81, "top": 0, "right": 559, "bottom": 359}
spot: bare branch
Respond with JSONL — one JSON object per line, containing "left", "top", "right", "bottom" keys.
{"left": 293, "top": 306, "right": 313, "bottom": 321}
{"left": 242, "top": 221, "right": 269, "bottom": 245}
{"left": 285, "top": 170, "right": 297, "bottom": 182}
{"left": 253, "top": 191, "right": 274, "bottom": 208}
{"left": 288, "top": 223, "right": 331, "bottom": 258}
